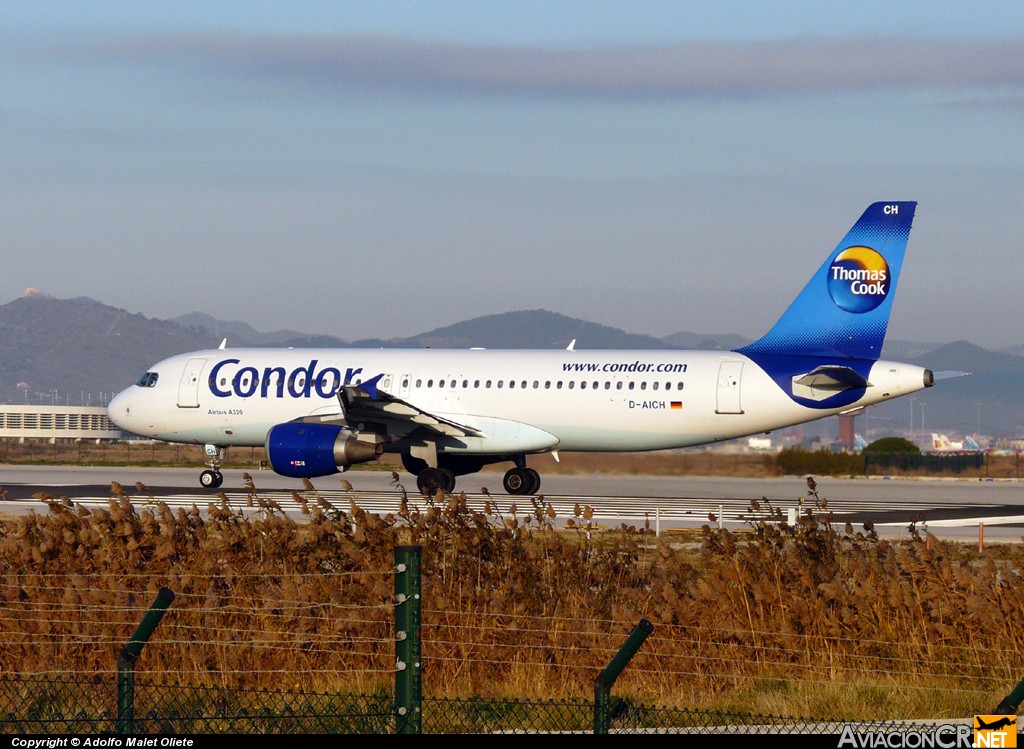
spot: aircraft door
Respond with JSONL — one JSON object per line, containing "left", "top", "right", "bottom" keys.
{"left": 399, "top": 373, "right": 411, "bottom": 400}
{"left": 715, "top": 361, "right": 744, "bottom": 414}
{"left": 177, "top": 357, "right": 207, "bottom": 408}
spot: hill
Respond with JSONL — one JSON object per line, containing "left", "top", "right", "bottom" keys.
{"left": 911, "top": 341, "right": 1024, "bottom": 438}
{"left": 352, "top": 309, "right": 670, "bottom": 350}
{"left": 169, "top": 312, "right": 327, "bottom": 346}
{"left": 0, "top": 293, "right": 218, "bottom": 404}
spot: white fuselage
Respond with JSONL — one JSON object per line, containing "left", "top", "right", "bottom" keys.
{"left": 107, "top": 347, "right": 930, "bottom": 455}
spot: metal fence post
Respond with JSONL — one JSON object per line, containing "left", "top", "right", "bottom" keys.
{"left": 594, "top": 619, "right": 654, "bottom": 734}
{"left": 394, "top": 546, "right": 422, "bottom": 734}
{"left": 996, "top": 677, "right": 1024, "bottom": 714}
{"left": 116, "top": 587, "right": 175, "bottom": 734}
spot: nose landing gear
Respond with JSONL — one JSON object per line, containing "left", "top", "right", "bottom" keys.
{"left": 200, "top": 444, "right": 226, "bottom": 489}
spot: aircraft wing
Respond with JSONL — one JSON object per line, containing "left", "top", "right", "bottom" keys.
{"left": 326, "top": 374, "right": 484, "bottom": 439}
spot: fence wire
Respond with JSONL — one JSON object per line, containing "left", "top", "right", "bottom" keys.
{"left": 0, "top": 675, "right": 970, "bottom": 735}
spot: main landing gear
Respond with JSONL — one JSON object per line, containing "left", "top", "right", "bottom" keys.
{"left": 199, "top": 444, "right": 226, "bottom": 489}
{"left": 415, "top": 466, "right": 457, "bottom": 496}
{"left": 404, "top": 453, "right": 543, "bottom": 497}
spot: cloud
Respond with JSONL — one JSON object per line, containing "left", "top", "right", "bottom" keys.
{"left": 65, "top": 33, "right": 1024, "bottom": 99}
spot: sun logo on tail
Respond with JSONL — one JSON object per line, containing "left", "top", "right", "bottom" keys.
{"left": 827, "top": 246, "right": 890, "bottom": 313}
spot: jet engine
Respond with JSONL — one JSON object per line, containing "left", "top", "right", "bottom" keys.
{"left": 265, "top": 423, "right": 383, "bottom": 478}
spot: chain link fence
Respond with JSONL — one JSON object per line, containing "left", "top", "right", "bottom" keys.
{"left": 2, "top": 675, "right": 958, "bottom": 735}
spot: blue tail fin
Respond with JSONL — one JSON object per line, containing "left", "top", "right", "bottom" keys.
{"left": 737, "top": 201, "right": 916, "bottom": 360}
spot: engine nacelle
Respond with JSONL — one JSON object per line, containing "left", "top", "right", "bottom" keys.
{"left": 265, "top": 422, "right": 383, "bottom": 478}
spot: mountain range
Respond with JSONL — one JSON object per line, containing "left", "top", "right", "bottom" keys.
{"left": 0, "top": 292, "right": 1020, "bottom": 439}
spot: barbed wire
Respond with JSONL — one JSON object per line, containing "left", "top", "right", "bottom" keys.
{"left": 3, "top": 594, "right": 1022, "bottom": 662}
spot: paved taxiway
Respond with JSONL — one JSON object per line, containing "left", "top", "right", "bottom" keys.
{"left": 2, "top": 465, "right": 1022, "bottom": 541}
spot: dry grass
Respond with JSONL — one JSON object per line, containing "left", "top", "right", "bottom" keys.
{"left": 1, "top": 478, "right": 1021, "bottom": 720}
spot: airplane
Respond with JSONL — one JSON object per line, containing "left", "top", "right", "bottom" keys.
{"left": 975, "top": 716, "right": 1015, "bottom": 731}
{"left": 931, "top": 433, "right": 964, "bottom": 451}
{"left": 108, "top": 201, "right": 943, "bottom": 495}
{"left": 930, "top": 433, "right": 983, "bottom": 453}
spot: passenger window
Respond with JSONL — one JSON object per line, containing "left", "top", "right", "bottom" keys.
{"left": 640, "top": 382, "right": 647, "bottom": 390}
{"left": 653, "top": 382, "right": 659, "bottom": 390}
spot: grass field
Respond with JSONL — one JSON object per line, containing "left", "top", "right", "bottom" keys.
{"left": 1, "top": 467, "right": 1022, "bottom": 721}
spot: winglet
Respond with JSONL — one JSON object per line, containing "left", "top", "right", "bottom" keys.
{"left": 566, "top": 339, "right": 576, "bottom": 351}
{"left": 358, "top": 373, "right": 386, "bottom": 399}
{"left": 218, "top": 338, "right": 227, "bottom": 350}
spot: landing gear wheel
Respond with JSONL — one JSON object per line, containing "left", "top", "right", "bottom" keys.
{"left": 503, "top": 467, "right": 532, "bottom": 495}
{"left": 200, "top": 470, "right": 224, "bottom": 489}
{"left": 416, "top": 468, "right": 444, "bottom": 496}
{"left": 524, "top": 468, "right": 541, "bottom": 495}
{"left": 439, "top": 467, "right": 457, "bottom": 493}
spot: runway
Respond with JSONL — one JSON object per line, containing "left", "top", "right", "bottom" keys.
{"left": 2, "top": 465, "right": 1022, "bottom": 541}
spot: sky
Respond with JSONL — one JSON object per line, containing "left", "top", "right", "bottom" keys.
{"left": 3, "top": 2, "right": 1023, "bottom": 349}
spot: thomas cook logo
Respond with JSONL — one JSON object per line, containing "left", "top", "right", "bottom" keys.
{"left": 827, "top": 246, "right": 890, "bottom": 314}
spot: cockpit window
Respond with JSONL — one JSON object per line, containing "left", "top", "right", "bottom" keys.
{"left": 136, "top": 372, "right": 159, "bottom": 388}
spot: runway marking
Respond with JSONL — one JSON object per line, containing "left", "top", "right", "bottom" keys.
{"left": 4, "top": 489, "right": 1011, "bottom": 534}
{"left": 886, "top": 515, "right": 1024, "bottom": 527}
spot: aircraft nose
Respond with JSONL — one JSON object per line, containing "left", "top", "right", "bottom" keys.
{"left": 107, "top": 389, "right": 134, "bottom": 430}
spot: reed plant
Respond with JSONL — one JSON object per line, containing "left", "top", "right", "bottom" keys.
{"left": 0, "top": 479, "right": 1020, "bottom": 721}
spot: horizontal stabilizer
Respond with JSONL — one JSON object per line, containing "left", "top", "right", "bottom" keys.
{"left": 793, "top": 366, "right": 871, "bottom": 391}
{"left": 791, "top": 365, "right": 870, "bottom": 402}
